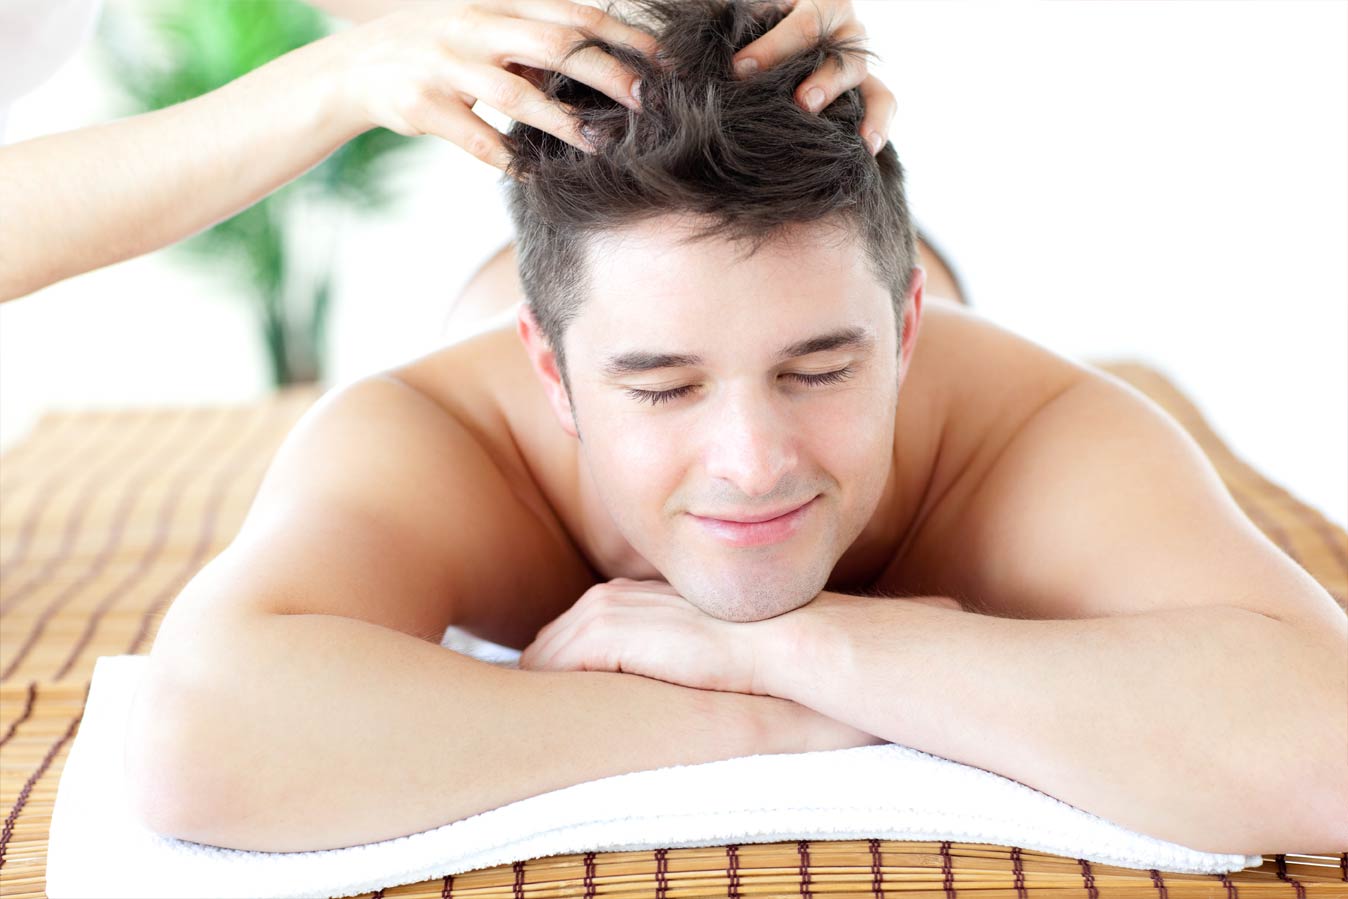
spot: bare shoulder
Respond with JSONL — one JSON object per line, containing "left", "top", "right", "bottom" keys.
{"left": 926, "top": 363, "right": 1347, "bottom": 635}
{"left": 155, "top": 363, "right": 591, "bottom": 671}
{"left": 898, "top": 308, "right": 1343, "bottom": 634}
{"left": 882, "top": 301, "right": 1092, "bottom": 600}
{"left": 150, "top": 374, "right": 520, "bottom": 676}
{"left": 384, "top": 328, "right": 597, "bottom": 648}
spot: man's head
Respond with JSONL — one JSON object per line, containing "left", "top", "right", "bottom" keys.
{"left": 503, "top": 0, "right": 925, "bottom": 622}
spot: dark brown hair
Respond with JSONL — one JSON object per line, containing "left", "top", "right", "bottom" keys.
{"left": 501, "top": 0, "right": 918, "bottom": 395}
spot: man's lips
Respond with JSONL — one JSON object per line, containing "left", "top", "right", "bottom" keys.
{"left": 690, "top": 497, "right": 818, "bottom": 547}
{"left": 693, "top": 498, "right": 814, "bottom": 523}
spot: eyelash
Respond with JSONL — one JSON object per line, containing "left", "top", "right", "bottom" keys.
{"left": 624, "top": 367, "right": 856, "bottom": 406}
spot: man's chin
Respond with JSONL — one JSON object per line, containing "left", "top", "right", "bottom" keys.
{"left": 672, "top": 571, "right": 825, "bottom": 623}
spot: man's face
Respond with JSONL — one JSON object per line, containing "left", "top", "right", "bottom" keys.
{"left": 528, "top": 216, "right": 920, "bottom": 623}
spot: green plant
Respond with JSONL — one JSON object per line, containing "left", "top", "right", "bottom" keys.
{"left": 97, "top": 0, "right": 418, "bottom": 386}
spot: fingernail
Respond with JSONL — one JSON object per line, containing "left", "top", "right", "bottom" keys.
{"left": 631, "top": 79, "right": 642, "bottom": 107}
{"left": 805, "top": 86, "right": 825, "bottom": 112}
{"left": 866, "top": 131, "right": 883, "bottom": 155}
{"left": 580, "top": 124, "right": 598, "bottom": 152}
{"left": 734, "top": 57, "right": 758, "bottom": 77}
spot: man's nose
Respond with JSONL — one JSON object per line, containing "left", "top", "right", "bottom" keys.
{"left": 702, "top": 392, "right": 797, "bottom": 498}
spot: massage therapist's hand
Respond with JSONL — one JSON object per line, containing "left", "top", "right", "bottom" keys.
{"left": 322, "top": 0, "right": 661, "bottom": 170}
{"left": 0, "top": 0, "right": 661, "bottom": 302}
{"left": 730, "top": 0, "right": 895, "bottom": 156}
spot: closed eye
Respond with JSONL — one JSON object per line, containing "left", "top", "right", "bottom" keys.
{"left": 624, "top": 367, "right": 856, "bottom": 407}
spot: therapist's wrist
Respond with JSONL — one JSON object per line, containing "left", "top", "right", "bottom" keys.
{"left": 304, "top": 0, "right": 411, "bottom": 24}
{"left": 252, "top": 30, "right": 378, "bottom": 149}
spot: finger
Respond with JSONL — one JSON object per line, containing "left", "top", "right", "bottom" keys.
{"left": 855, "top": 72, "right": 896, "bottom": 155}
{"left": 395, "top": 88, "right": 524, "bottom": 170}
{"left": 520, "top": 638, "right": 554, "bottom": 670}
{"left": 519, "top": 635, "right": 550, "bottom": 669}
{"left": 523, "top": 604, "right": 594, "bottom": 669}
{"left": 506, "top": 0, "right": 664, "bottom": 64}
{"left": 485, "top": 18, "right": 642, "bottom": 111}
{"left": 730, "top": 0, "right": 847, "bottom": 77}
{"left": 791, "top": 20, "right": 870, "bottom": 113}
{"left": 448, "top": 62, "right": 596, "bottom": 155}
{"left": 490, "top": 0, "right": 657, "bottom": 104}
{"left": 524, "top": 627, "right": 572, "bottom": 671}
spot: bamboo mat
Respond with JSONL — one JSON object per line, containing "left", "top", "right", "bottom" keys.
{"left": 2, "top": 364, "right": 1345, "bottom": 898}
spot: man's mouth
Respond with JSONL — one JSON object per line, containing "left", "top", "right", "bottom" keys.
{"left": 690, "top": 496, "right": 817, "bottom": 547}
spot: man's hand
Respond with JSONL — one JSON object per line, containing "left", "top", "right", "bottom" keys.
{"left": 517, "top": 577, "right": 963, "bottom": 696}
{"left": 518, "top": 577, "right": 776, "bottom": 694}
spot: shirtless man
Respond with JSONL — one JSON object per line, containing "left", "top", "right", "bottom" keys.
{"left": 124, "top": 0, "right": 1347, "bottom": 859}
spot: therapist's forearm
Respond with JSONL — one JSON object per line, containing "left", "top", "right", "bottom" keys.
{"left": 0, "top": 35, "right": 369, "bottom": 303}
{"left": 306, "top": 0, "right": 413, "bottom": 22}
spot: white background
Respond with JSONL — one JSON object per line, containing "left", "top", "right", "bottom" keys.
{"left": 2, "top": 0, "right": 1344, "bottom": 529}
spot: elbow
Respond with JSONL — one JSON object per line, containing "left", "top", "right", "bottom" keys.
{"left": 124, "top": 752, "right": 191, "bottom": 839}
{"left": 123, "top": 669, "right": 288, "bottom": 850}
{"left": 1217, "top": 618, "right": 1348, "bottom": 855}
{"left": 1294, "top": 765, "right": 1348, "bottom": 854}
{"left": 122, "top": 674, "right": 220, "bottom": 840}
{"left": 1295, "top": 634, "right": 1348, "bottom": 853}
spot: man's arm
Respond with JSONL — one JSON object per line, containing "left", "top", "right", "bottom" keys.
{"left": 129, "top": 603, "right": 815, "bottom": 852}
{"left": 124, "top": 372, "right": 883, "bottom": 852}
{"left": 753, "top": 595, "right": 1348, "bottom": 855}
{"left": 743, "top": 371, "right": 1348, "bottom": 855}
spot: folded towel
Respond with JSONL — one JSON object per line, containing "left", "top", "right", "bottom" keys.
{"left": 47, "top": 645, "right": 1262, "bottom": 899}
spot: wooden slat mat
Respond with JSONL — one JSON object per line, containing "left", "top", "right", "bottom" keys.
{"left": 2, "top": 364, "right": 1345, "bottom": 898}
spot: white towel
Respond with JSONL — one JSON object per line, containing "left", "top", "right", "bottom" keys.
{"left": 47, "top": 646, "right": 1263, "bottom": 899}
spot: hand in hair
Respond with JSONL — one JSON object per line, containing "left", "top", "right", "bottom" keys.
{"left": 327, "top": 0, "right": 663, "bottom": 170}
{"left": 730, "top": 0, "right": 895, "bottom": 155}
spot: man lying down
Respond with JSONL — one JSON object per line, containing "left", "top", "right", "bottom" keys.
{"left": 124, "top": 0, "right": 1347, "bottom": 858}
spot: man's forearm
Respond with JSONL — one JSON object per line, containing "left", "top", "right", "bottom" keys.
{"left": 757, "top": 596, "right": 1348, "bottom": 855}
{"left": 129, "top": 607, "right": 786, "bottom": 852}
{"left": 0, "top": 34, "right": 366, "bottom": 302}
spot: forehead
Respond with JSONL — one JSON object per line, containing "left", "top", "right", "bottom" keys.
{"left": 573, "top": 215, "right": 892, "bottom": 353}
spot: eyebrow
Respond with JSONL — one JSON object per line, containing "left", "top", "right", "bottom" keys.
{"left": 601, "top": 326, "right": 876, "bottom": 377}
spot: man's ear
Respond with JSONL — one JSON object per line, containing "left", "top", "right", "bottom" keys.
{"left": 516, "top": 302, "right": 581, "bottom": 439}
{"left": 897, "top": 264, "right": 926, "bottom": 385}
